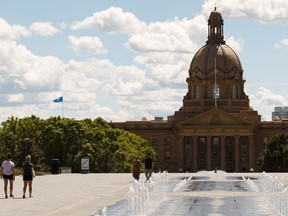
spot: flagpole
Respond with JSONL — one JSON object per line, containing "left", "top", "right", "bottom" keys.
{"left": 214, "top": 58, "right": 217, "bottom": 108}
{"left": 53, "top": 96, "right": 64, "bottom": 118}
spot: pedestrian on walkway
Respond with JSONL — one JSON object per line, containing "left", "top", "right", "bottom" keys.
{"left": 1, "top": 153, "right": 15, "bottom": 198}
{"left": 144, "top": 152, "right": 153, "bottom": 181}
{"left": 132, "top": 158, "right": 141, "bottom": 180}
{"left": 22, "top": 155, "right": 35, "bottom": 198}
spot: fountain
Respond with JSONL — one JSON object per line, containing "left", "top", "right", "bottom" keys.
{"left": 243, "top": 172, "right": 288, "bottom": 215}
{"left": 259, "top": 173, "right": 288, "bottom": 215}
{"left": 172, "top": 176, "right": 192, "bottom": 192}
{"left": 96, "top": 171, "right": 288, "bottom": 215}
{"left": 128, "top": 171, "right": 168, "bottom": 216}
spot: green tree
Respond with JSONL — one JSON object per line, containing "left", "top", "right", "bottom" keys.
{"left": 17, "top": 116, "right": 44, "bottom": 166}
{"left": 0, "top": 116, "right": 20, "bottom": 160}
{"left": 0, "top": 115, "right": 154, "bottom": 173}
{"left": 257, "top": 132, "right": 288, "bottom": 172}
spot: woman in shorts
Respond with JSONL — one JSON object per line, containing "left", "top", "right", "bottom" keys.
{"left": 22, "top": 155, "right": 35, "bottom": 198}
{"left": 1, "top": 153, "right": 15, "bottom": 198}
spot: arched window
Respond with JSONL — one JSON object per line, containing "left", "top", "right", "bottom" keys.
{"left": 232, "top": 84, "right": 238, "bottom": 99}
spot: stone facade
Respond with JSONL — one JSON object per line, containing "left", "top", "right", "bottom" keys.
{"left": 110, "top": 8, "right": 288, "bottom": 172}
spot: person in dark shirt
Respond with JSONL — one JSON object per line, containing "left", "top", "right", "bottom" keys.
{"left": 21, "top": 155, "right": 35, "bottom": 198}
{"left": 144, "top": 152, "right": 153, "bottom": 181}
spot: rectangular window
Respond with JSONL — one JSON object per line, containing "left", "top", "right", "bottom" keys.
{"left": 164, "top": 137, "right": 171, "bottom": 145}
{"left": 185, "top": 152, "right": 191, "bottom": 161}
{"left": 199, "top": 137, "right": 206, "bottom": 144}
{"left": 152, "top": 137, "right": 158, "bottom": 146}
{"left": 227, "top": 151, "right": 233, "bottom": 160}
{"left": 184, "top": 136, "right": 192, "bottom": 145}
{"left": 165, "top": 151, "right": 170, "bottom": 161}
{"left": 213, "top": 137, "right": 219, "bottom": 145}
{"left": 241, "top": 151, "right": 247, "bottom": 161}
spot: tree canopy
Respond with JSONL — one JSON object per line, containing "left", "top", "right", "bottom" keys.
{"left": 257, "top": 132, "right": 288, "bottom": 172}
{"left": 0, "top": 115, "right": 154, "bottom": 173}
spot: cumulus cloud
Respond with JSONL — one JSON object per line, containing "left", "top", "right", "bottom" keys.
{"left": 255, "top": 87, "right": 287, "bottom": 105}
{"left": 0, "top": 18, "right": 30, "bottom": 40}
{"left": 202, "top": 0, "right": 288, "bottom": 22}
{"left": 63, "top": 56, "right": 181, "bottom": 121}
{"left": 226, "top": 36, "right": 244, "bottom": 52}
{"left": 148, "top": 20, "right": 194, "bottom": 51}
{"left": 127, "top": 16, "right": 207, "bottom": 90}
{"left": 249, "top": 87, "right": 288, "bottom": 120}
{"left": 71, "top": 7, "right": 146, "bottom": 34}
{"left": 187, "top": 14, "right": 207, "bottom": 46}
{"left": 274, "top": 39, "right": 288, "bottom": 49}
{"left": 0, "top": 2, "right": 287, "bottom": 124}
{"left": 0, "top": 40, "right": 64, "bottom": 94}
{"left": 127, "top": 18, "right": 200, "bottom": 53}
{"left": 7, "top": 94, "right": 24, "bottom": 102}
{"left": 29, "top": 22, "right": 60, "bottom": 36}
{"left": 68, "top": 36, "right": 108, "bottom": 55}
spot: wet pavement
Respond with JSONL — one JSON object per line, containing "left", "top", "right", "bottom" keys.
{"left": 2, "top": 172, "right": 287, "bottom": 216}
{"left": 99, "top": 172, "right": 285, "bottom": 216}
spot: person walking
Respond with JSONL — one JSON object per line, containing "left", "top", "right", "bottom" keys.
{"left": 144, "top": 152, "right": 153, "bottom": 181}
{"left": 22, "top": 155, "right": 35, "bottom": 198}
{"left": 1, "top": 153, "right": 15, "bottom": 198}
{"left": 132, "top": 158, "right": 141, "bottom": 181}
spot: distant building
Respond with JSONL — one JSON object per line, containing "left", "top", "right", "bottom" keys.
{"left": 272, "top": 106, "right": 288, "bottom": 121}
{"left": 110, "top": 8, "right": 288, "bottom": 172}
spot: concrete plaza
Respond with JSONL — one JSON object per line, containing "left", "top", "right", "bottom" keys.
{"left": 1, "top": 172, "right": 287, "bottom": 216}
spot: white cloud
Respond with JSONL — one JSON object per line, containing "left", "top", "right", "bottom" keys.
{"left": 226, "top": 36, "right": 244, "bottom": 52}
{"left": 249, "top": 86, "right": 288, "bottom": 120}
{"left": 255, "top": 87, "right": 287, "bottom": 105}
{"left": 187, "top": 15, "right": 207, "bottom": 46}
{"left": 7, "top": 94, "right": 24, "bottom": 102}
{"left": 0, "top": 18, "right": 30, "bottom": 40}
{"left": 202, "top": 0, "right": 288, "bottom": 22}
{"left": 274, "top": 39, "right": 288, "bottom": 49}
{"left": 29, "top": 22, "right": 60, "bottom": 36}
{"left": 71, "top": 7, "right": 146, "bottom": 34}
{"left": 68, "top": 36, "right": 108, "bottom": 55}
{"left": 0, "top": 40, "right": 64, "bottom": 92}
{"left": 127, "top": 16, "right": 206, "bottom": 90}
{"left": 0, "top": 105, "right": 46, "bottom": 121}
{"left": 0, "top": 3, "right": 287, "bottom": 124}
{"left": 128, "top": 18, "right": 199, "bottom": 53}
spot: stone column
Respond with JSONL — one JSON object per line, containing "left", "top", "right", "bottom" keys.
{"left": 221, "top": 136, "right": 225, "bottom": 171}
{"left": 207, "top": 136, "right": 211, "bottom": 170}
{"left": 178, "top": 136, "right": 184, "bottom": 171}
{"left": 248, "top": 135, "right": 255, "bottom": 170}
{"left": 193, "top": 136, "right": 198, "bottom": 172}
{"left": 235, "top": 136, "right": 240, "bottom": 172}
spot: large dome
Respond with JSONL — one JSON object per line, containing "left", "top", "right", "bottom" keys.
{"left": 189, "top": 43, "right": 243, "bottom": 80}
{"left": 189, "top": 8, "right": 243, "bottom": 80}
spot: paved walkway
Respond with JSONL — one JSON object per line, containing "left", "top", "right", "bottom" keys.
{"left": 1, "top": 172, "right": 288, "bottom": 216}
{"left": 1, "top": 174, "right": 133, "bottom": 216}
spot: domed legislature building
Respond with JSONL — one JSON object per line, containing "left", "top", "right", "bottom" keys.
{"left": 110, "top": 8, "right": 288, "bottom": 172}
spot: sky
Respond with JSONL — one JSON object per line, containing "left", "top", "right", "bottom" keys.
{"left": 0, "top": 0, "right": 287, "bottom": 123}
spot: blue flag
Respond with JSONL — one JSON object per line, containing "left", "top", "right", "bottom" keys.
{"left": 53, "top": 96, "right": 63, "bottom": 103}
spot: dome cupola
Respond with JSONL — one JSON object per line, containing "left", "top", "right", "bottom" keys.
{"left": 182, "top": 8, "right": 249, "bottom": 113}
{"left": 207, "top": 7, "right": 225, "bottom": 44}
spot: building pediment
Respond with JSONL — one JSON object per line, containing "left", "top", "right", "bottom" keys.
{"left": 177, "top": 108, "right": 251, "bottom": 127}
